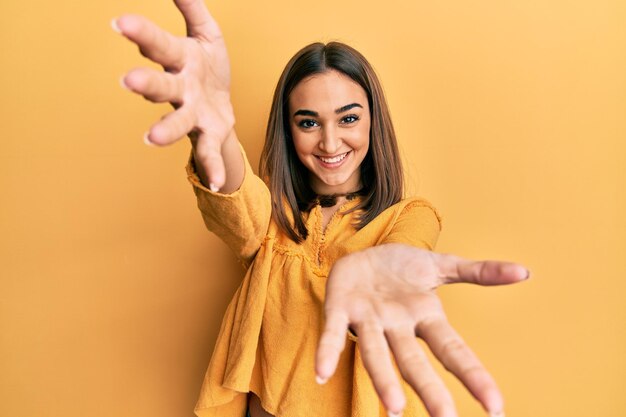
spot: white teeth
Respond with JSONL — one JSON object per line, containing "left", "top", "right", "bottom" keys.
{"left": 319, "top": 152, "right": 348, "bottom": 164}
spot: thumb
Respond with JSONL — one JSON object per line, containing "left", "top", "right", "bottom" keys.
{"left": 434, "top": 253, "right": 530, "bottom": 286}
{"left": 193, "top": 133, "right": 226, "bottom": 191}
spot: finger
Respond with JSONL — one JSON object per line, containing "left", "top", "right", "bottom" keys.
{"left": 356, "top": 321, "right": 406, "bottom": 415}
{"left": 122, "top": 67, "right": 183, "bottom": 103}
{"left": 418, "top": 317, "right": 504, "bottom": 415}
{"left": 174, "top": 0, "right": 223, "bottom": 40}
{"left": 147, "top": 105, "right": 195, "bottom": 146}
{"left": 433, "top": 253, "right": 529, "bottom": 286}
{"left": 193, "top": 132, "right": 226, "bottom": 189}
{"left": 386, "top": 327, "right": 456, "bottom": 417}
{"left": 115, "top": 14, "right": 185, "bottom": 70}
{"left": 315, "top": 309, "right": 349, "bottom": 383}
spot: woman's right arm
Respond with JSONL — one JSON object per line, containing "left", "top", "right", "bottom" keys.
{"left": 114, "top": 0, "right": 243, "bottom": 193}
{"left": 115, "top": 1, "right": 270, "bottom": 263}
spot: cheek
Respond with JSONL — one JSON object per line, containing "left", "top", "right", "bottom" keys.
{"left": 353, "top": 122, "right": 371, "bottom": 150}
{"left": 291, "top": 134, "right": 304, "bottom": 153}
{"left": 291, "top": 134, "right": 313, "bottom": 163}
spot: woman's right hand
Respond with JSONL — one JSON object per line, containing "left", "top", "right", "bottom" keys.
{"left": 114, "top": 0, "right": 238, "bottom": 191}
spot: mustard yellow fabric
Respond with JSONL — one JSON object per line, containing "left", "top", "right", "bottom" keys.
{"left": 186, "top": 148, "right": 441, "bottom": 417}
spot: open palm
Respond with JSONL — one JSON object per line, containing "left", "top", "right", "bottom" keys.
{"left": 316, "top": 244, "right": 528, "bottom": 417}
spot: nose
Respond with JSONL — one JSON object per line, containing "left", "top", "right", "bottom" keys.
{"left": 319, "top": 125, "right": 341, "bottom": 154}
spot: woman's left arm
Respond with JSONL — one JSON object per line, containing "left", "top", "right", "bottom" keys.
{"left": 315, "top": 243, "right": 528, "bottom": 417}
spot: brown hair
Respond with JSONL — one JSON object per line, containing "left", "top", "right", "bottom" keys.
{"left": 260, "top": 42, "right": 404, "bottom": 243}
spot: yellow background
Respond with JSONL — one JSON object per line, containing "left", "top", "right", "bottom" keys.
{"left": 1, "top": 0, "right": 624, "bottom": 416}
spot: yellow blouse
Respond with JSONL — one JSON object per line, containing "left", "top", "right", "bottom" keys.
{"left": 186, "top": 149, "right": 441, "bottom": 417}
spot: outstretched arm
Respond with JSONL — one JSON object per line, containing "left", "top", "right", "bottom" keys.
{"left": 114, "top": 0, "right": 243, "bottom": 193}
{"left": 316, "top": 244, "right": 529, "bottom": 417}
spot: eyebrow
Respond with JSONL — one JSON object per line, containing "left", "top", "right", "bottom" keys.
{"left": 293, "top": 103, "right": 363, "bottom": 117}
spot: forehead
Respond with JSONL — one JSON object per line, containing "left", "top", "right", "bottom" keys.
{"left": 288, "top": 70, "right": 368, "bottom": 113}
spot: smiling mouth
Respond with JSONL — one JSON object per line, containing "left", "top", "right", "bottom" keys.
{"left": 316, "top": 151, "right": 350, "bottom": 164}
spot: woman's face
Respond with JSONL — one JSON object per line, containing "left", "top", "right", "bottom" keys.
{"left": 288, "top": 70, "right": 371, "bottom": 196}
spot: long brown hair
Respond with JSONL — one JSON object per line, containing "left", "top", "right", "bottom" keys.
{"left": 260, "top": 42, "right": 403, "bottom": 243}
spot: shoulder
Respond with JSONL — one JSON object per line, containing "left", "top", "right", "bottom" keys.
{"left": 393, "top": 197, "right": 442, "bottom": 229}
{"left": 376, "top": 197, "right": 442, "bottom": 231}
{"left": 369, "top": 196, "right": 442, "bottom": 250}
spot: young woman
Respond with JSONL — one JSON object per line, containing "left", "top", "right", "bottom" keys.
{"left": 114, "top": 1, "right": 528, "bottom": 416}
{"left": 183, "top": 41, "right": 445, "bottom": 417}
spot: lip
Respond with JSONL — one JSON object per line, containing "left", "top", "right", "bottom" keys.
{"left": 315, "top": 151, "right": 351, "bottom": 169}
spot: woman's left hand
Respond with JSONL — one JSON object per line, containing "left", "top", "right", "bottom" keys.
{"left": 315, "top": 243, "right": 529, "bottom": 417}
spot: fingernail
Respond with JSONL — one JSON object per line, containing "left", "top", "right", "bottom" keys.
{"left": 119, "top": 75, "right": 130, "bottom": 91}
{"left": 315, "top": 375, "right": 328, "bottom": 385}
{"left": 490, "top": 411, "right": 505, "bottom": 417}
{"left": 143, "top": 132, "right": 155, "bottom": 146}
{"left": 524, "top": 269, "right": 531, "bottom": 280}
{"left": 110, "top": 18, "right": 122, "bottom": 34}
{"left": 209, "top": 183, "right": 219, "bottom": 193}
{"left": 387, "top": 411, "right": 403, "bottom": 417}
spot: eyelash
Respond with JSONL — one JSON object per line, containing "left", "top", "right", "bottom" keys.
{"left": 298, "top": 119, "right": 318, "bottom": 128}
{"left": 341, "top": 114, "right": 360, "bottom": 124}
{"left": 297, "top": 114, "right": 360, "bottom": 129}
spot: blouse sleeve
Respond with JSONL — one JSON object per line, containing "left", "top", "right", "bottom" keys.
{"left": 186, "top": 146, "right": 272, "bottom": 267}
{"left": 381, "top": 198, "right": 442, "bottom": 250}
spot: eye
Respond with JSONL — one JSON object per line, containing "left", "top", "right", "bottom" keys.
{"left": 297, "top": 119, "right": 319, "bottom": 129}
{"left": 340, "top": 114, "right": 360, "bottom": 124}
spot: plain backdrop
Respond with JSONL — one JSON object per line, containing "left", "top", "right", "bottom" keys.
{"left": 1, "top": 0, "right": 624, "bottom": 416}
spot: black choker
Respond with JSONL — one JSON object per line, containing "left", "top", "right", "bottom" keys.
{"left": 315, "top": 189, "right": 364, "bottom": 208}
